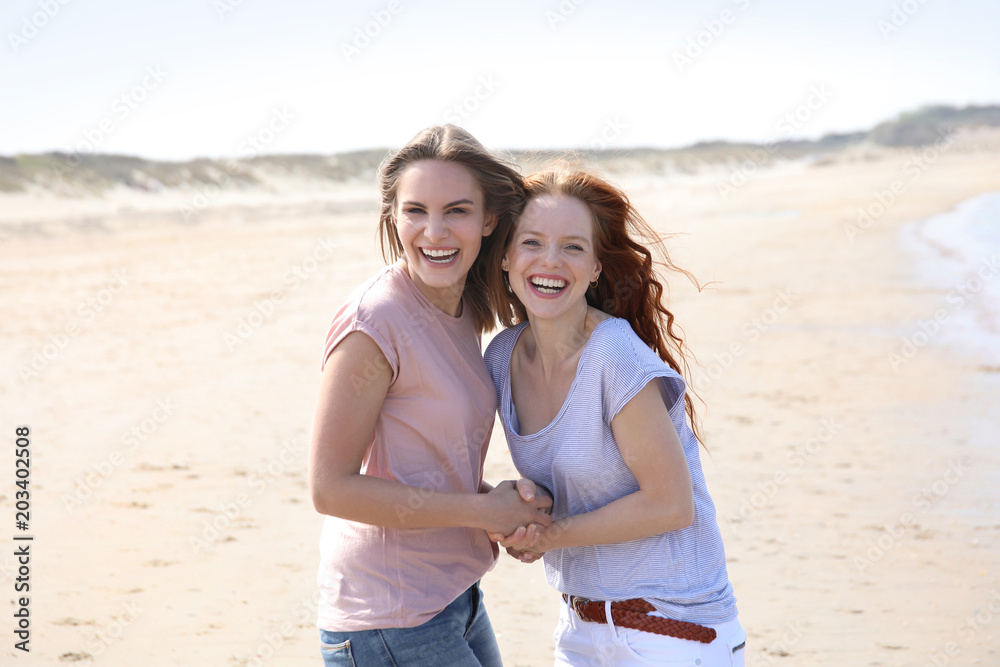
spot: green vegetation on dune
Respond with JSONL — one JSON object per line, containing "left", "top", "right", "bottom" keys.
{"left": 869, "top": 104, "right": 1000, "bottom": 147}
{"left": 2, "top": 104, "right": 997, "bottom": 195}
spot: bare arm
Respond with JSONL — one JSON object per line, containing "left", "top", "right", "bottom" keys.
{"left": 309, "top": 331, "right": 552, "bottom": 535}
{"left": 521, "top": 379, "right": 693, "bottom": 555}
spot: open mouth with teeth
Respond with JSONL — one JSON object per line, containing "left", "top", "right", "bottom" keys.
{"left": 530, "top": 276, "right": 567, "bottom": 295}
{"left": 421, "top": 248, "right": 459, "bottom": 264}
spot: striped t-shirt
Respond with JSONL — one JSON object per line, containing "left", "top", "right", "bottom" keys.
{"left": 484, "top": 318, "right": 737, "bottom": 625}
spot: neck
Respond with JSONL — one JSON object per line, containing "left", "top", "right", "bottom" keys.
{"left": 401, "top": 260, "right": 465, "bottom": 317}
{"left": 523, "top": 303, "right": 593, "bottom": 376}
{"left": 424, "top": 288, "right": 464, "bottom": 317}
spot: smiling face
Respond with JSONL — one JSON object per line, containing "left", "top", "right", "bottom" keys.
{"left": 504, "top": 194, "right": 602, "bottom": 322}
{"left": 394, "top": 160, "right": 495, "bottom": 314}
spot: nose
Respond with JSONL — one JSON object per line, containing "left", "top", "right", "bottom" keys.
{"left": 424, "top": 213, "right": 448, "bottom": 242}
{"left": 541, "top": 243, "right": 561, "bottom": 267}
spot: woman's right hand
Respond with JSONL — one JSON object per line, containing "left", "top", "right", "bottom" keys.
{"left": 482, "top": 479, "right": 552, "bottom": 538}
{"left": 486, "top": 479, "right": 553, "bottom": 551}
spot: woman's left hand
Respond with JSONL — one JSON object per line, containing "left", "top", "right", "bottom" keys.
{"left": 507, "top": 545, "right": 544, "bottom": 563}
{"left": 491, "top": 522, "right": 545, "bottom": 550}
{"left": 486, "top": 478, "right": 552, "bottom": 550}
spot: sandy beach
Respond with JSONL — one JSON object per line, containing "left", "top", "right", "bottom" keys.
{"left": 2, "top": 131, "right": 1000, "bottom": 666}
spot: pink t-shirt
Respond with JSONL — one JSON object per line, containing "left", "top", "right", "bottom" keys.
{"left": 316, "top": 262, "right": 498, "bottom": 631}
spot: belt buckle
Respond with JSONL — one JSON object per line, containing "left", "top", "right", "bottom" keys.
{"left": 570, "top": 595, "right": 591, "bottom": 621}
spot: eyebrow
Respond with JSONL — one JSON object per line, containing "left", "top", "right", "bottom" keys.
{"left": 400, "top": 199, "right": 476, "bottom": 208}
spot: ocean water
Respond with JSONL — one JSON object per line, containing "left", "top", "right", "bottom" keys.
{"left": 899, "top": 191, "right": 1000, "bottom": 366}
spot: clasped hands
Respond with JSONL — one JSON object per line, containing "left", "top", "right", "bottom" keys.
{"left": 485, "top": 479, "right": 552, "bottom": 564}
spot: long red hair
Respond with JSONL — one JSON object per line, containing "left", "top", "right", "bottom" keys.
{"left": 492, "top": 169, "right": 704, "bottom": 443}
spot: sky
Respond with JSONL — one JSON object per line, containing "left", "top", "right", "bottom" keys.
{"left": 1, "top": 0, "right": 998, "bottom": 160}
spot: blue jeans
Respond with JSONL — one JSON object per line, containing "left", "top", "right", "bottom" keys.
{"left": 319, "top": 582, "right": 502, "bottom": 666}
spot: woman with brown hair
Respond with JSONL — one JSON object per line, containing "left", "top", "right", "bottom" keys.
{"left": 308, "top": 125, "right": 551, "bottom": 666}
{"left": 484, "top": 169, "right": 744, "bottom": 665}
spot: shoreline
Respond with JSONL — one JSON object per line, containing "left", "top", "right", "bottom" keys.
{"left": 899, "top": 190, "right": 1000, "bottom": 367}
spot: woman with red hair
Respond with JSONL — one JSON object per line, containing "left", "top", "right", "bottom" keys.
{"left": 485, "top": 169, "right": 744, "bottom": 665}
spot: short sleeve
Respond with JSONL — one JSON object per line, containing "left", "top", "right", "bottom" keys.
{"left": 483, "top": 325, "right": 524, "bottom": 408}
{"left": 483, "top": 333, "right": 505, "bottom": 392}
{"left": 319, "top": 282, "right": 400, "bottom": 383}
{"left": 600, "top": 320, "right": 686, "bottom": 424}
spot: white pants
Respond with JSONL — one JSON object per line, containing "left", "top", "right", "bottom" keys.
{"left": 553, "top": 598, "right": 746, "bottom": 666}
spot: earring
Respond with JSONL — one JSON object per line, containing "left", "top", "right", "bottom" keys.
{"left": 501, "top": 261, "right": 509, "bottom": 272}
{"left": 590, "top": 277, "right": 598, "bottom": 289}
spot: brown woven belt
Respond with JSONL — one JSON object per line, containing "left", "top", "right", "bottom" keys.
{"left": 562, "top": 594, "right": 717, "bottom": 645}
